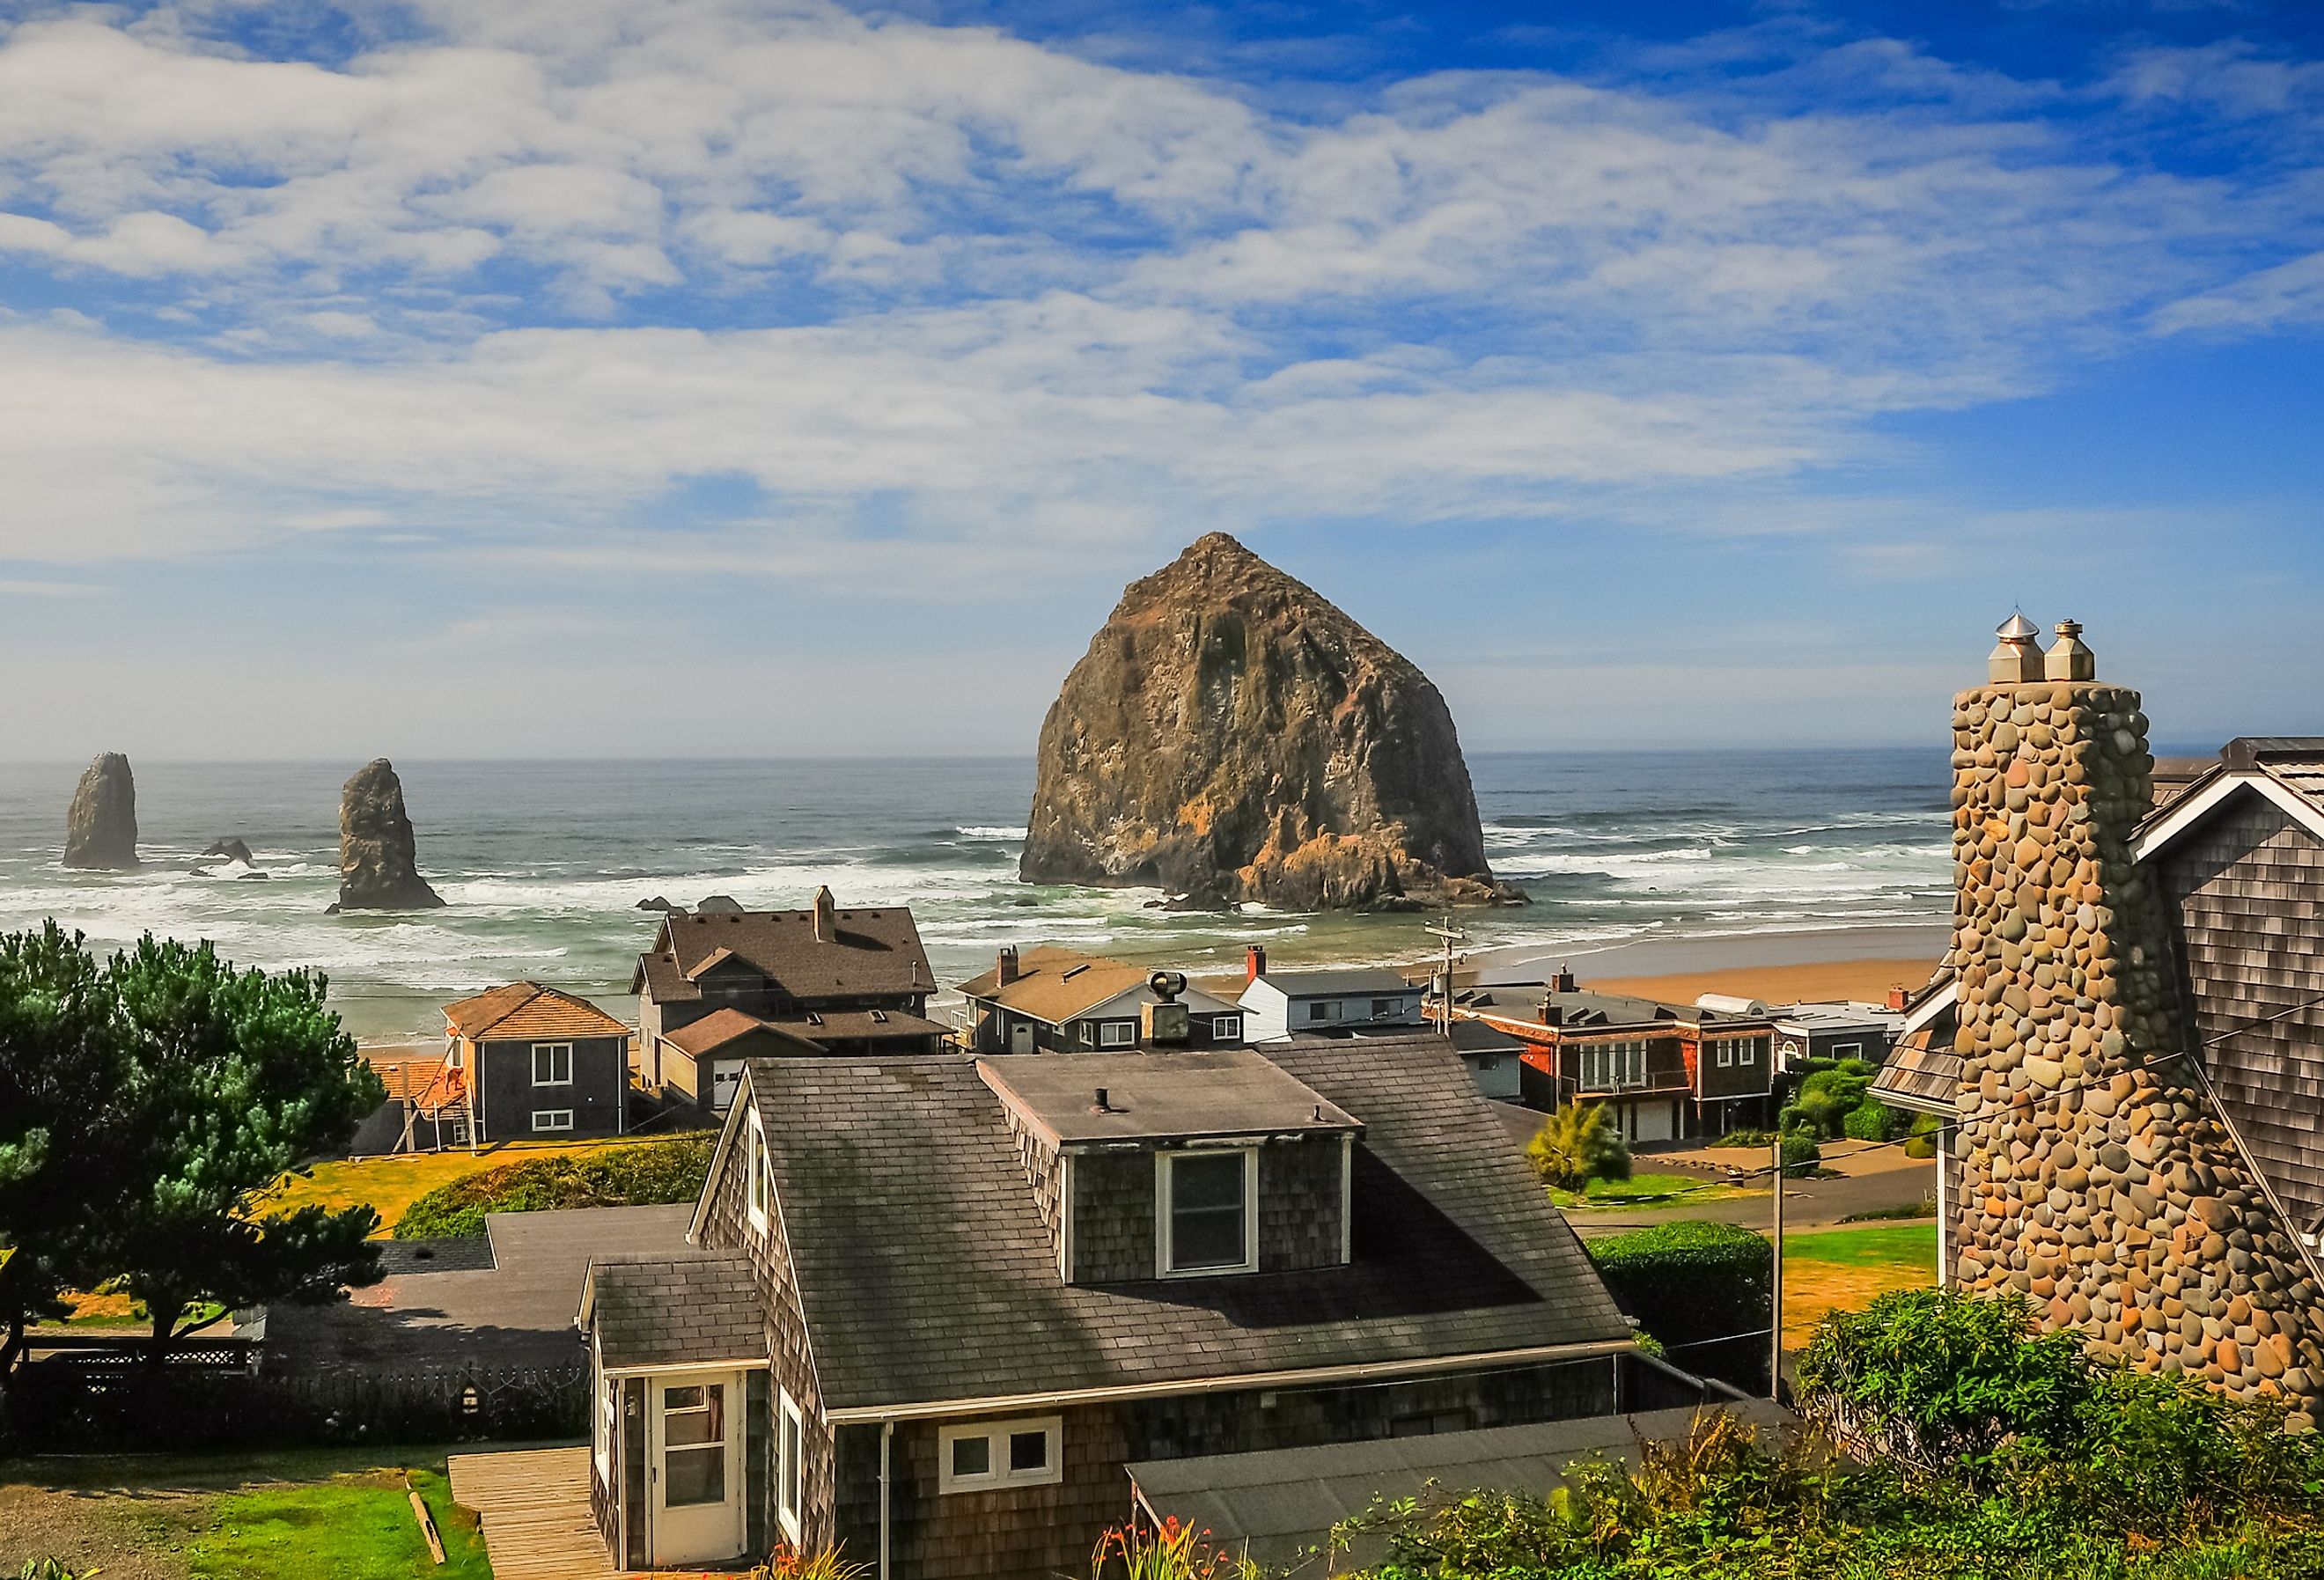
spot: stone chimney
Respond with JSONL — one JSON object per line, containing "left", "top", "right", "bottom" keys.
{"left": 1949, "top": 617, "right": 2324, "bottom": 1417}
{"left": 811, "top": 884, "right": 837, "bottom": 943}
{"left": 1246, "top": 944, "right": 1268, "bottom": 984}
{"left": 995, "top": 945, "right": 1020, "bottom": 988}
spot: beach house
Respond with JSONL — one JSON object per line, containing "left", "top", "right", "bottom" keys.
{"left": 1449, "top": 969, "right": 1776, "bottom": 1143}
{"left": 420, "top": 981, "right": 633, "bottom": 1145}
{"left": 574, "top": 1033, "right": 1641, "bottom": 1576}
{"left": 634, "top": 888, "right": 947, "bottom": 1115}
{"left": 1233, "top": 945, "right": 1425, "bottom": 1040}
{"left": 955, "top": 945, "right": 1245, "bottom": 1053}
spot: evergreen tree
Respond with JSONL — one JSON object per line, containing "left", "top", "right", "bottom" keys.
{"left": 0, "top": 923, "right": 132, "bottom": 1364}
{"left": 100, "top": 936, "right": 386, "bottom": 1357}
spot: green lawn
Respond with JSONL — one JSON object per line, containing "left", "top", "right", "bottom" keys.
{"left": 1553, "top": 1171, "right": 1748, "bottom": 1209}
{"left": 1784, "top": 1222, "right": 1939, "bottom": 1269}
{"left": 187, "top": 1467, "right": 489, "bottom": 1580}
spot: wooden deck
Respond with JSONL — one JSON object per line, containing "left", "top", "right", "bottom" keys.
{"left": 447, "top": 1445, "right": 617, "bottom": 1579}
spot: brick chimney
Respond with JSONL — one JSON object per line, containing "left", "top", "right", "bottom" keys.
{"left": 996, "top": 945, "right": 1020, "bottom": 988}
{"left": 1885, "top": 985, "right": 1909, "bottom": 1013}
{"left": 1246, "top": 944, "right": 1268, "bottom": 984}
{"left": 811, "top": 884, "right": 837, "bottom": 943}
{"left": 1948, "top": 616, "right": 2324, "bottom": 1417}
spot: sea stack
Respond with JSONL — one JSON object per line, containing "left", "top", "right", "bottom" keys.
{"left": 62, "top": 752, "right": 138, "bottom": 870}
{"left": 335, "top": 759, "right": 445, "bottom": 911}
{"left": 1022, "top": 533, "right": 1517, "bottom": 910}
{"left": 1947, "top": 616, "right": 2324, "bottom": 1421}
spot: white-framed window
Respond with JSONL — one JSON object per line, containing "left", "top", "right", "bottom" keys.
{"left": 1157, "top": 1147, "right": 1258, "bottom": 1277}
{"left": 1371, "top": 997, "right": 1397, "bottom": 1018}
{"left": 661, "top": 1381, "right": 728, "bottom": 1508}
{"left": 1717, "top": 1042, "right": 1734, "bottom": 1069}
{"left": 777, "top": 1389, "right": 805, "bottom": 1540}
{"left": 1306, "top": 1000, "right": 1332, "bottom": 1022}
{"left": 1098, "top": 1020, "right": 1135, "bottom": 1047}
{"left": 1077, "top": 1019, "right": 1097, "bottom": 1047}
{"left": 1741, "top": 1039, "right": 1760, "bottom": 1066}
{"left": 532, "top": 1042, "right": 573, "bottom": 1085}
{"left": 1832, "top": 1041, "right": 1861, "bottom": 1060}
{"left": 1211, "top": 1015, "right": 1241, "bottom": 1042}
{"left": 532, "top": 1109, "right": 574, "bottom": 1133}
{"left": 1578, "top": 1040, "right": 1647, "bottom": 1091}
{"left": 937, "top": 1416, "right": 1063, "bottom": 1494}
{"left": 747, "top": 1113, "right": 770, "bottom": 1236}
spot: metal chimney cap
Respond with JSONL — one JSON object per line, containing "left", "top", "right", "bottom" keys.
{"left": 1997, "top": 612, "right": 2040, "bottom": 640}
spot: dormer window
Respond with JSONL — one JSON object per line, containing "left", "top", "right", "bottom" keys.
{"left": 1158, "top": 1148, "right": 1257, "bottom": 1276}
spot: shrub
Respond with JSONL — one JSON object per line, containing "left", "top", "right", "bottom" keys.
{"left": 1901, "top": 1111, "right": 1942, "bottom": 1158}
{"left": 1795, "top": 1287, "right": 2092, "bottom": 1477}
{"left": 1527, "top": 1105, "right": 1631, "bottom": 1194}
{"left": 394, "top": 1135, "right": 715, "bottom": 1238}
{"left": 1776, "top": 1103, "right": 1809, "bottom": 1135}
{"left": 1591, "top": 1219, "right": 1771, "bottom": 1395}
{"left": 1836, "top": 1056, "right": 1879, "bottom": 1078}
{"left": 1844, "top": 1099, "right": 1906, "bottom": 1142}
{"left": 1710, "top": 1127, "right": 1780, "bottom": 1150}
{"left": 1792, "top": 1068, "right": 1872, "bottom": 1137}
{"left": 1781, "top": 1132, "right": 1820, "bottom": 1178}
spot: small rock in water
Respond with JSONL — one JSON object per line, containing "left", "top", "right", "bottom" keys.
{"left": 696, "top": 894, "right": 744, "bottom": 914}
{"left": 636, "top": 896, "right": 680, "bottom": 912}
{"left": 1011, "top": 895, "right": 1041, "bottom": 908}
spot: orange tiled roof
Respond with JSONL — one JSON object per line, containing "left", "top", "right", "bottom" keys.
{"left": 444, "top": 981, "right": 629, "bottom": 1042}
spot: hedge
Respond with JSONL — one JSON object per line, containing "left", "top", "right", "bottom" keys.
{"left": 1589, "top": 1218, "right": 1772, "bottom": 1395}
{"left": 394, "top": 1134, "right": 717, "bottom": 1238}
{"left": 1844, "top": 1099, "right": 1907, "bottom": 1142}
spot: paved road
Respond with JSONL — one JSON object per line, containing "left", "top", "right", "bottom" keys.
{"left": 1490, "top": 1101, "right": 1935, "bottom": 1236}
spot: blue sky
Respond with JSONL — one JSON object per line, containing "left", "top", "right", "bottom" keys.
{"left": 2, "top": 0, "right": 2320, "bottom": 759}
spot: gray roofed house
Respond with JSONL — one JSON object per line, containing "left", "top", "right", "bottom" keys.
{"left": 1235, "top": 944, "right": 1427, "bottom": 1042}
{"left": 570, "top": 1031, "right": 1642, "bottom": 1576}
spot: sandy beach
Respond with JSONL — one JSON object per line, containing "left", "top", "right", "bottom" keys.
{"left": 1475, "top": 922, "right": 1946, "bottom": 1009}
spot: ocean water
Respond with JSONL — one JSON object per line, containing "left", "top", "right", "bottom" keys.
{"left": 0, "top": 752, "right": 1954, "bottom": 1044}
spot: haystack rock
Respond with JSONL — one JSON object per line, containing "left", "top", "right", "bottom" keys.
{"left": 1021, "top": 533, "right": 1519, "bottom": 910}
{"left": 62, "top": 753, "right": 138, "bottom": 870}
{"left": 335, "top": 759, "right": 445, "bottom": 911}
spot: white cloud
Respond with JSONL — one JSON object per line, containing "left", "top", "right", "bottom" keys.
{"left": 2152, "top": 248, "right": 2324, "bottom": 332}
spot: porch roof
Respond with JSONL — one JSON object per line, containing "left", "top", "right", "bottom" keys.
{"left": 579, "top": 1253, "right": 764, "bottom": 1373}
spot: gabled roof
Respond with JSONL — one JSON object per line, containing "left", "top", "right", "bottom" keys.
{"left": 444, "top": 981, "right": 629, "bottom": 1041}
{"left": 663, "top": 1008, "right": 825, "bottom": 1060}
{"left": 635, "top": 903, "right": 932, "bottom": 1004}
{"left": 578, "top": 1252, "right": 766, "bottom": 1374}
{"left": 663, "top": 1005, "right": 952, "bottom": 1059}
{"left": 735, "top": 1034, "right": 1630, "bottom": 1413}
{"left": 2133, "top": 745, "right": 2324, "bottom": 864}
{"left": 957, "top": 945, "right": 1239, "bottom": 1027}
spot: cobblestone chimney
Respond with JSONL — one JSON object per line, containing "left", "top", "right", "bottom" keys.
{"left": 1950, "top": 617, "right": 2324, "bottom": 1419}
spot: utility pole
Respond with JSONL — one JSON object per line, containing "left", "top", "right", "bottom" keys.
{"left": 1424, "top": 918, "right": 1466, "bottom": 1037}
{"left": 1769, "top": 1134, "right": 1785, "bottom": 1401}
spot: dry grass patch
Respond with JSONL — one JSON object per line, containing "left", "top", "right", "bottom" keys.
{"left": 1781, "top": 1224, "right": 1938, "bottom": 1349}
{"left": 265, "top": 1135, "right": 680, "bottom": 1238}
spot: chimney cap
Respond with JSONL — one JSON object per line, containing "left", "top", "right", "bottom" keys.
{"left": 1997, "top": 611, "right": 2040, "bottom": 640}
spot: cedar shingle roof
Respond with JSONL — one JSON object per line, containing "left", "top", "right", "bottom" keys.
{"left": 634, "top": 906, "right": 932, "bottom": 1004}
{"left": 664, "top": 1007, "right": 951, "bottom": 1059}
{"left": 445, "top": 981, "right": 629, "bottom": 1041}
{"left": 581, "top": 1253, "right": 764, "bottom": 1372}
{"left": 957, "top": 945, "right": 1239, "bottom": 1026}
{"left": 746, "top": 1034, "right": 1630, "bottom": 1412}
{"left": 664, "top": 1008, "right": 824, "bottom": 1059}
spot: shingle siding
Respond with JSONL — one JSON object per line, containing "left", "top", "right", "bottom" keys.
{"left": 2158, "top": 797, "right": 2324, "bottom": 1231}
{"left": 698, "top": 1114, "right": 838, "bottom": 1554}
